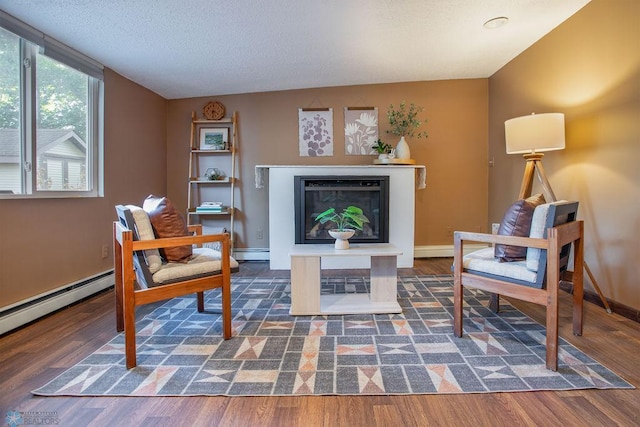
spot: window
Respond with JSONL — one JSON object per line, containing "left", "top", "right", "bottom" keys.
{"left": 0, "top": 13, "right": 103, "bottom": 198}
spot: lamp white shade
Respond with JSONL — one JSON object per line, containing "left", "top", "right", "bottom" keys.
{"left": 505, "top": 113, "right": 565, "bottom": 154}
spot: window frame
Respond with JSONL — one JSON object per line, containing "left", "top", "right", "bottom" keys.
{"left": 0, "top": 11, "right": 104, "bottom": 199}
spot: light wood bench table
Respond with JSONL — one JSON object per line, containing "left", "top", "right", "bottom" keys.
{"left": 289, "top": 243, "right": 403, "bottom": 315}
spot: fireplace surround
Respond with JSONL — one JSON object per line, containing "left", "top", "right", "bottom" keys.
{"left": 261, "top": 165, "right": 425, "bottom": 270}
{"left": 294, "top": 175, "right": 389, "bottom": 245}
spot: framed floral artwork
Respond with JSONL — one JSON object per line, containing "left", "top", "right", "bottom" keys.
{"left": 298, "top": 108, "right": 333, "bottom": 157}
{"left": 344, "top": 107, "right": 378, "bottom": 155}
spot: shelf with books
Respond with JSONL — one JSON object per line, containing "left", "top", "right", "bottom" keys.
{"left": 187, "top": 110, "right": 238, "bottom": 250}
{"left": 189, "top": 208, "right": 232, "bottom": 216}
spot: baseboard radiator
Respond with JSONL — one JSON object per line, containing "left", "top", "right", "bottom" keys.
{"left": 233, "top": 248, "right": 270, "bottom": 261}
{"left": 0, "top": 270, "right": 114, "bottom": 336}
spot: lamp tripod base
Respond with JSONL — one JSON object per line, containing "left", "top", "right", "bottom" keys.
{"left": 490, "top": 153, "right": 612, "bottom": 314}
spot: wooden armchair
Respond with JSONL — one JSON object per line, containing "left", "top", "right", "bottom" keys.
{"left": 453, "top": 201, "right": 584, "bottom": 371}
{"left": 113, "top": 204, "right": 237, "bottom": 368}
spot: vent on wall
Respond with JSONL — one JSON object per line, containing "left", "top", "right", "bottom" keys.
{"left": 0, "top": 270, "right": 114, "bottom": 336}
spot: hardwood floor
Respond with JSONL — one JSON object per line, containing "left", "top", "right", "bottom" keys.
{"left": 1, "top": 259, "right": 638, "bottom": 427}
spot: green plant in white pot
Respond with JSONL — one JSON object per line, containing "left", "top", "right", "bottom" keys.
{"left": 314, "top": 205, "right": 370, "bottom": 249}
{"left": 386, "top": 101, "right": 428, "bottom": 160}
{"left": 371, "top": 138, "right": 393, "bottom": 160}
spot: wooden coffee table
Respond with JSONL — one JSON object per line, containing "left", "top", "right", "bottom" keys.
{"left": 289, "top": 243, "right": 403, "bottom": 315}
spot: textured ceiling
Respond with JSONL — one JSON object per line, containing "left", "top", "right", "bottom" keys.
{"left": 0, "top": 0, "right": 591, "bottom": 99}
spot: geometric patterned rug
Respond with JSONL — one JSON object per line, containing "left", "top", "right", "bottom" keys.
{"left": 33, "top": 275, "right": 633, "bottom": 396}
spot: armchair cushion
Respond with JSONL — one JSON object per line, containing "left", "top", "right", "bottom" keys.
{"left": 495, "top": 193, "right": 545, "bottom": 262}
{"left": 526, "top": 200, "right": 568, "bottom": 271}
{"left": 143, "top": 195, "right": 192, "bottom": 263}
{"left": 463, "top": 247, "right": 538, "bottom": 284}
{"left": 152, "top": 247, "right": 240, "bottom": 285}
{"left": 127, "top": 205, "right": 163, "bottom": 273}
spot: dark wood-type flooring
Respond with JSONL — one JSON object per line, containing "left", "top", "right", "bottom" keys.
{"left": 1, "top": 259, "right": 638, "bottom": 426}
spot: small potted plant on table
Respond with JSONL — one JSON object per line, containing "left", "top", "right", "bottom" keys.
{"left": 314, "top": 205, "right": 370, "bottom": 250}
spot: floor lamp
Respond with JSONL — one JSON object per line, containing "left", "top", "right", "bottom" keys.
{"left": 504, "top": 113, "right": 612, "bottom": 313}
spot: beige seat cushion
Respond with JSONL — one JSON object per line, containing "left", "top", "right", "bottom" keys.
{"left": 152, "top": 248, "right": 239, "bottom": 285}
{"left": 463, "top": 247, "right": 537, "bottom": 284}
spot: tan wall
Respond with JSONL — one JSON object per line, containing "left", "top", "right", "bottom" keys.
{"left": 0, "top": 69, "right": 167, "bottom": 308}
{"left": 488, "top": 0, "right": 640, "bottom": 310}
{"left": 166, "top": 79, "right": 488, "bottom": 250}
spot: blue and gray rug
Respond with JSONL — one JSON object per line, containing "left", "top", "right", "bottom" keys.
{"left": 33, "top": 275, "right": 632, "bottom": 396}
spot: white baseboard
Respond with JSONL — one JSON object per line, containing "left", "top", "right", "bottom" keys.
{"left": 414, "top": 244, "right": 489, "bottom": 258}
{"left": 0, "top": 270, "right": 114, "bottom": 336}
{"left": 233, "top": 248, "right": 270, "bottom": 261}
{"left": 233, "top": 245, "right": 488, "bottom": 261}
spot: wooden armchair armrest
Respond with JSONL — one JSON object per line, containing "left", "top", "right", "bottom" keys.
{"left": 454, "top": 231, "right": 548, "bottom": 249}
{"left": 455, "top": 221, "right": 582, "bottom": 252}
{"left": 114, "top": 221, "right": 229, "bottom": 252}
{"left": 131, "top": 233, "right": 229, "bottom": 251}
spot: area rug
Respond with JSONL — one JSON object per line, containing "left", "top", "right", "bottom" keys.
{"left": 33, "top": 275, "right": 632, "bottom": 396}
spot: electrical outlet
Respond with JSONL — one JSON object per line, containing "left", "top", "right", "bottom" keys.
{"left": 256, "top": 229, "right": 263, "bottom": 240}
{"left": 101, "top": 244, "right": 109, "bottom": 259}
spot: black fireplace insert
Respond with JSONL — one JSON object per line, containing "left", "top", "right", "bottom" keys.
{"left": 294, "top": 175, "right": 389, "bottom": 244}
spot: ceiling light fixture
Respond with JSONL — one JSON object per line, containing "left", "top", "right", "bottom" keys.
{"left": 483, "top": 17, "right": 509, "bottom": 29}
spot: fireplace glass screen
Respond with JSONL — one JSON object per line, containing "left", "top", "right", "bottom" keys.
{"left": 294, "top": 175, "right": 389, "bottom": 244}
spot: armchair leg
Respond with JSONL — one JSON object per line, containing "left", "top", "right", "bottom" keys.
{"left": 114, "top": 224, "right": 124, "bottom": 332}
{"left": 222, "top": 280, "right": 232, "bottom": 340}
{"left": 573, "top": 284, "right": 584, "bottom": 337}
{"left": 489, "top": 294, "right": 500, "bottom": 313}
{"left": 573, "top": 231, "right": 585, "bottom": 336}
{"left": 124, "top": 303, "right": 137, "bottom": 369}
{"left": 545, "top": 291, "right": 559, "bottom": 371}
{"left": 453, "top": 275, "right": 463, "bottom": 337}
{"left": 197, "top": 292, "right": 205, "bottom": 312}
{"left": 123, "top": 266, "right": 137, "bottom": 368}
{"left": 115, "top": 279, "right": 124, "bottom": 333}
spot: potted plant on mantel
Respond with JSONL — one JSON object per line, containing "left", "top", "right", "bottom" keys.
{"left": 371, "top": 138, "right": 394, "bottom": 160}
{"left": 386, "top": 101, "right": 428, "bottom": 161}
{"left": 314, "top": 206, "right": 370, "bottom": 250}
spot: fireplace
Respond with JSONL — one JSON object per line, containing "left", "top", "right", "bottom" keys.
{"left": 294, "top": 175, "right": 389, "bottom": 244}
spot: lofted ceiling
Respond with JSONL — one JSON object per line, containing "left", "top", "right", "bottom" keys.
{"left": 0, "top": 0, "right": 591, "bottom": 99}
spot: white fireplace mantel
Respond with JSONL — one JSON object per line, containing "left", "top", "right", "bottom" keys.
{"left": 257, "top": 165, "right": 426, "bottom": 270}
{"left": 255, "top": 164, "right": 426, "bottom": 189}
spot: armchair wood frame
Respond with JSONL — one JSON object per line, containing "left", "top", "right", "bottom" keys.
{"left": 453, "top": 218, "right": 584, "bottom": 371}
{"left": 113, "top": 219, "right": 232, "bottom": 369}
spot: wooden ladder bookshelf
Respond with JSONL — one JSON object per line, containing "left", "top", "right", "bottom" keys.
{"left": 187, "top": 111, "right": 238, "bottom": 250}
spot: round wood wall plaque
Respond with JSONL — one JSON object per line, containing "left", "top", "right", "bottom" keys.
{"left": 203, "top": 101, "right": 225, "bottom": 120}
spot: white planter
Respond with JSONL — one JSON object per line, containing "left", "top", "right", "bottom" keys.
{"left": 328, "top": 229, "right": 355, "bottom": 250}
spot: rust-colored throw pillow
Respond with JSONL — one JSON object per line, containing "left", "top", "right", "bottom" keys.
{"left": 494, "top": 193, "right": 546, "bottom": 262}
{"left": 143, "top": 195, "right": 192, "bottom": 263}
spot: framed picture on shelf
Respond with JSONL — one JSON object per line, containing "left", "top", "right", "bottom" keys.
{"left": 199, "top": 128, "right": 229, "bottom": 150}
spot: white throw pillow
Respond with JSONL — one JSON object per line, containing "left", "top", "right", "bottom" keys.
{"left": 526, "top": 201, "right": 567, "bottom": 271}
{"left": 127, "top": 205, "right": 163, "bottom": 273}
